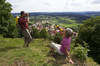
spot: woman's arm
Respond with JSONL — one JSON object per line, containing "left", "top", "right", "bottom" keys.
{"left": 65, "top": 48, "right": 70, "bottom": 58}
{"left": 65, "top": 47, "right": 74, "bottom": 64}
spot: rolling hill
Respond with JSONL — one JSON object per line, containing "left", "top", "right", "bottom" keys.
{"left": 12, "top": 11, "right": 100, "bottom": 21}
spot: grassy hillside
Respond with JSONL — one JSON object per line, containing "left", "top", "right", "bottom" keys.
{"left": 0, "top": 36, "right": 99, "bottom": 66}
{"left": 0, "top": 38, "right": 53, "bottom": 66}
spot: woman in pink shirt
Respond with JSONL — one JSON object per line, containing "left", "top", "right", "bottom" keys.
{"left": 50, "top": 28, "right": 74, "bottom": 64}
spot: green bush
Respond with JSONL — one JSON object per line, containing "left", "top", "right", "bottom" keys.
{"left": 78, "top": 16, "right": 100, "bottom": 63}
{"left": 53, "top": 32, "right": 62, "bottom": 44}
{"left": 72, "top": 44, "right": 88, "bottom": 62}
{"left": 31, "top": 28, "right": 50, "bottom": 39}
{"left": 40, "top": 29, "right": 49, "bottom": 39}
{"left": 3, "top": 17, "right": 18, "bottom": 38}
{"left": 31, "top": 27, "right": 40, "bottom": 38}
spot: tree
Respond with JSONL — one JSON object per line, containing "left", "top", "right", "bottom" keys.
{"left": 78, "top": 16, "right": 100, "bottom": 63}
{"left": 0, "top": 0, "right": 18, "bottom": 37}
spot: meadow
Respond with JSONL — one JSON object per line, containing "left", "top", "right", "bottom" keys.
{"left": 0, "top": 35, "right": 99, "bottom": 66}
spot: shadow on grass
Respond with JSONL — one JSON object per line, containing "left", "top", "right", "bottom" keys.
{"left": 0, "top": 60, "right": 31, "bottom": 66}
{"left": 47, "top": 51, "right": 67, "bottom": 66}
{"left": 0, "top": 46, "right": 20, "bottom": 52}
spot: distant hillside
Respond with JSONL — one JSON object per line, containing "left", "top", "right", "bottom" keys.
{"left": 12, "top": 11, "right": 100, "bottom": 21}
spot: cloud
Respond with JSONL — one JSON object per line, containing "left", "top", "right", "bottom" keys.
{"left": 7, "top": 0, "right": 100, "bottom": 13}
{"left": 63, "top": 0, "right": 100, "bottom": 12}
{"left": 92, "top": 0, "right": 100, "bottom": 4}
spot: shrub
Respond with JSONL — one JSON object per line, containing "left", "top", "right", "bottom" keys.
{"left": 40, "top": 29, "right": 49, "bottom": 39}
{"left": 71, "top": 44, "right": 88, "bottom": 62}
{"left": 31, "top": 27, "right": 40, "bottom": 38}
{"left": 53, "top": 32, "right": 62, "bottom": 44}
{"left": 3, "top": 18, "right": 18, "bottom": 38}
{"left": 31, "top": 28, "right": 50, "bottom": 39}
{"left": 78, "top": 16, "right": 100, "bottom": 63}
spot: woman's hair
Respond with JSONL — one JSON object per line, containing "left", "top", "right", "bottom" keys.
{"left": 65, "top": 28, "right": 73, "bottom": 38}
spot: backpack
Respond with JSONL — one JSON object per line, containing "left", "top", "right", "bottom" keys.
{"left": 18, "top": 17, "right": 21, "bottom": 26}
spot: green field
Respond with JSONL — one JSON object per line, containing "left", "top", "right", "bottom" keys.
{"left": 59, "top": 23, "right": 79, "bottom": 28}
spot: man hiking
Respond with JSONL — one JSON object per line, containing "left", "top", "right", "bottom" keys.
{"left": 18, "top": 11, "right": 32, "bottom": 47}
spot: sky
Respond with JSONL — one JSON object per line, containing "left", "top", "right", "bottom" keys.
{"left": 7, "top": 0, "right": 100, "bottom": 13}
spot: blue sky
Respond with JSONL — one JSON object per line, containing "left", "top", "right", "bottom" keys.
{"left": 7, "top": 0, "right": 100, "bottom": 13}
